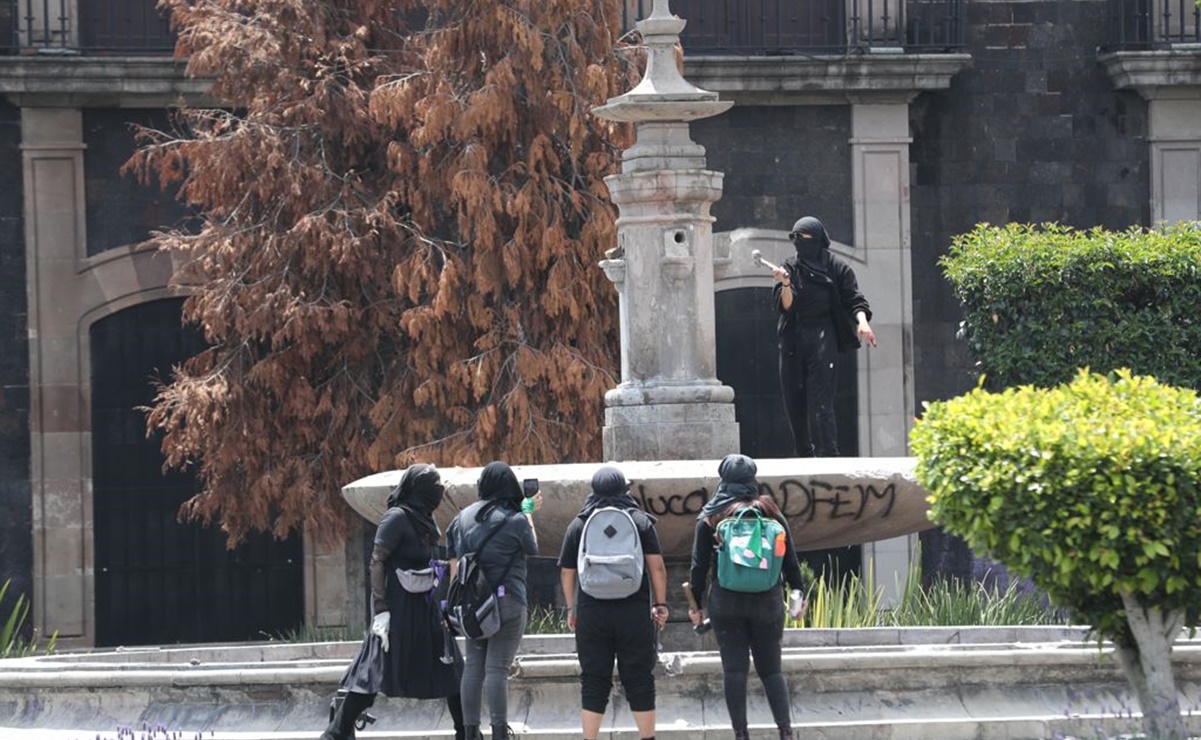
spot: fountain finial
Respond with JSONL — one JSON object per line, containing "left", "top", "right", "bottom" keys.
{"left": 593, "top": 0, "right": 732, "bottom": 123}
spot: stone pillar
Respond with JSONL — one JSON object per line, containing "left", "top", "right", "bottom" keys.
{"left": 849, "top": 98, "right": 918, "bottom": 605}
{"left": 1148, "top": 96, "right": 1201, "bottom": 224}
{"left": 22, "top": 107, "right": 90, "bottom": 643}
{"left": 594, "top": 0, "right": 739, "bottom": 462}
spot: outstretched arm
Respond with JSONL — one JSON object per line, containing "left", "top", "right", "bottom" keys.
{"left": 560, "top": 568, "right": 578, "bottom": 632}
{"left": 646, "top": 553, "right": 669, "bottom": 628}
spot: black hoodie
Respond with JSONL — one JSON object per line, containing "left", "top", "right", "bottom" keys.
{"left": 773, "top": 217, "right": 872, "bottom": 353}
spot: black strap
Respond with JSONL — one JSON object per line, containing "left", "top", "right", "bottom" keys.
{"left": 469, "top": 514, "right": 509, "bottom": 556}
{"left": 462, "top": 512, "right": 522, "bottom": 596}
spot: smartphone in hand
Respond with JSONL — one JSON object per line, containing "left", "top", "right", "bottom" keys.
{"left": 522, "top": 478, "right": 539, "bottom": 498}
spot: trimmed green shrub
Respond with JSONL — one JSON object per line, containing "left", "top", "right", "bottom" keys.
{"left": 940, "top": 222, "right": 1201, "bottom": 390}
{"left": 911, "top": 369, "right": 1201, "bottom": 739}
{"left": 912, "top": 369, "right": 1201, "bottom": 633}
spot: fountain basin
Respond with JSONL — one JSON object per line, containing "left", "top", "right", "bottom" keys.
{"left": 342, "top": 457, "right": 934, "bottom": 557}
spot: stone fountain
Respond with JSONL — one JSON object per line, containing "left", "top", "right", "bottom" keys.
{"left": 341, "top": 0, "right": 934, "bottom": 556}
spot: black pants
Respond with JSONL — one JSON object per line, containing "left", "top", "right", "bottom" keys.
{"left": 779, "top": 323, "right": 839, "bottom": 457}
{"left": 708, "top": 586, "right": 792, "bottom": 731}
{"left": 575, "top": 598, "right": 657, "bottom": 714}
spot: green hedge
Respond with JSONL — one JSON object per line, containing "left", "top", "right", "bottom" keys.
{"left": 910, "top": 369, "right": 1201, "bottom": 637}
{"left": 940, "top": 222, "right": 1201, "bottom": 390}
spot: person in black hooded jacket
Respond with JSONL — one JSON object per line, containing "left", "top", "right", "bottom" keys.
{"left": 321, "top": 463, "right": 465, "bottom": 740}
{"left": 689, "top": 454, "right": 807, "bottom": 740}
{"left": 446, "top": 461, "right": 541, "bottom": 740}
{"left": 772, "top": 216, "right": 876, "bottom": 457}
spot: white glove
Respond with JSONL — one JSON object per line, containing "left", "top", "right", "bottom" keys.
{"left": 372, "top": 611, "right": 391, "bottom": 653}
{"left": 788, "top": 589, "right": 807, "bottom": 620}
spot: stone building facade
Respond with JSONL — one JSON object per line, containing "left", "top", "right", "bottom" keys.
{"left": 1, "top": 0, "right": 1199, "bottom": 645}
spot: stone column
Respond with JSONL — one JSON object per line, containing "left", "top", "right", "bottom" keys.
{"left": 22, "top": 107, "right": 90, "bottom": 642}
{"left": 594, "top": 0, "right": 739, "bottom": 462}
{"left": 849, "top": 97, "right": 918, "bottom": 605}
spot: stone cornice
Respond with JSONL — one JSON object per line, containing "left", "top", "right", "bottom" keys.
{"left": 0, "top": 51, "right": 976, "bottom": 108}
{"left": 0, "top": 55, "right": 214, "bottom": 107}
{"left": 1098, "top": 49, "right": 1201, "bottom": 100}
{"left": 683, "top": 53, "right": 974, "bottom": 106}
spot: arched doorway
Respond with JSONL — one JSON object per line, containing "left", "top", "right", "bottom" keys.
{"left": 715, "top": 285, "right": 862, "bottom": 580}
{"left": 90, "top": 298, "right": 304, "bottom": 646}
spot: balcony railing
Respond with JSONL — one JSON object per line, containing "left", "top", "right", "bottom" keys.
{"left": 621, "top": 0, "right": 964, "bottom": 54}
{"left": 1106, "top": 0, "right": 1201, "bottom": 49}
{"left": 3, "top": 0, "right": 967, "bottom": 57}
{"left": 4, "top": 0, "right": 174, "bottom": 54}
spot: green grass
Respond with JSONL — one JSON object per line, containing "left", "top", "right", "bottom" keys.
{"left": 263, "top": 623, "right": 362, "bottom": 643}
{"left": 259, "top": 564, "right": 1070, "bottom": 642}
{"left": 1, "top": 578, "right": 57, "bottom": 658}
{"left": 525, "top": 604, "right": 570, "bottom": 634}
{"left": 792, "top": 560, "right": 1070, "bottom": 629}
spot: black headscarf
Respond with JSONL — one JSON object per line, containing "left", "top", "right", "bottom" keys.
{"left": 698, "top": 453, "right": 760, "bottom": 520}
{"left": 578, "top": 465, "right": 646, "bottom": 520}
{"left": 475, "top": 461, "right": 523, "bottom": 522}
{"left": 789, "top": 216, "right": 831, "bottom": 268}
{"left": 386, "top": 463, "right": 445, "bottom": 545}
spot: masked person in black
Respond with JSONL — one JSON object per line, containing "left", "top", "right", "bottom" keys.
{"left": 689, "top": 454, "right": 807, "bottom": 740}
{"left": 773, "top": 216, "right": 876, "bottom": 457}
{"left": 322, "top": 463, "right": 465, "bottom": 740}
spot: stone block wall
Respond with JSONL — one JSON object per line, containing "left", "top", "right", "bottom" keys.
{"left": 909, "top": 0, "right": 1151, "bottom": 407}
{"left": 82, "top": 108, "right": 193, "bottom": 256}
{"left": 693, "top": 104, "right": 855, "bottom": 241}
{"left": 0, "top": 98, "right": 32, "bottom": 625}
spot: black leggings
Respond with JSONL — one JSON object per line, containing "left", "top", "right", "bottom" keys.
{"left": 707, "top": 586, "right": 792, "bottom": 731}
{"left": 575, "top": 599, "right": 657, "bottom": 714}
{"left": 779, "top": 322, "right": 839, "bottom": 457}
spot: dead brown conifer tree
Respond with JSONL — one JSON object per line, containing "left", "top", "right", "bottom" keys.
{"left": 126, "top": 0, "right": 637, "bottom": 544}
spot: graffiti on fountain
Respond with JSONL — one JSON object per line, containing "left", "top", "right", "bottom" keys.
{"left": 342, "top": 457, "right": 933, "bottom": 558}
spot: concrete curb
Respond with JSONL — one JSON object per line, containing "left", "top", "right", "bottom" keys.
{"left": 2, "top": 628, "right": 1199, "bottom": 739}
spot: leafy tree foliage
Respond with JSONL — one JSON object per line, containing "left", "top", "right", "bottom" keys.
{"left": 126, "top": 0, "right": 637, "bottom": 544}
{"left": 912, "top": 370, "right": 1201, "bottom": 739}
{"left": 940, "top": 222, "right": 1201, "bottom": 391}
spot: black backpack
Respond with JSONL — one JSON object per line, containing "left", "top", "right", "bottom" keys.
{"left": 446, "top": 513, "right": 520, "bottom": 639}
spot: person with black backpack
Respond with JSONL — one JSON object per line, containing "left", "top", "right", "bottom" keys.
{"left": 557, "top": 465, "right": 668, "bottom": 740}
{"left": 688, "top": 454, "right": 808, "bottom": 740}
{"left": 446, "top": 461, "right": 541, "bottom": 740}
{"left": 321, "top": 463, "right": 465, "bottom": 740}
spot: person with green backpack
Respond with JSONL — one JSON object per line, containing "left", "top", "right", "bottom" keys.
{"left": 688, "top": 454, "right": 808, "bottom": 740}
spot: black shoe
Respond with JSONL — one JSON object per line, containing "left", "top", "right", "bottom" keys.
{"left": 463, "top": 725, "right": 484, "bottom": 740}
{"left": 491, "top": 723, "right": 514, "bottom": 740}
{"left": 320, "top": 689, "right": 375, "bottom": 740}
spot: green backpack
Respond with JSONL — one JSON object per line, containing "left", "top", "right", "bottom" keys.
{"left": 715, "top": 506, "right": 788, "bottom": 593}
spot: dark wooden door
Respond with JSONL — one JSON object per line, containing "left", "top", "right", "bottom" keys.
{"left": 91, "top": 298, "right": 303, "bottom": 647}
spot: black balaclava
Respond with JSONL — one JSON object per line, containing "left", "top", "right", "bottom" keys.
{"left": 790, "top": 216, "right": 831, "bottom": 265}
{"left": 475, "top": 460, "right": 523, "bottom": 522}
{"left": 698, "top": 453, "right": 760, "bottom": 520}
{"left": 578, "top": 464, "right": 644, "bottom": 520}
{"left": 387, "top": 463, "right": 445, "bottom": 545}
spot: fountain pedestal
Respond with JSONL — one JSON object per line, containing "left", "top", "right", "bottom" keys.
{"left": 594, "top": 0, "right": 739, "bottom": 461}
